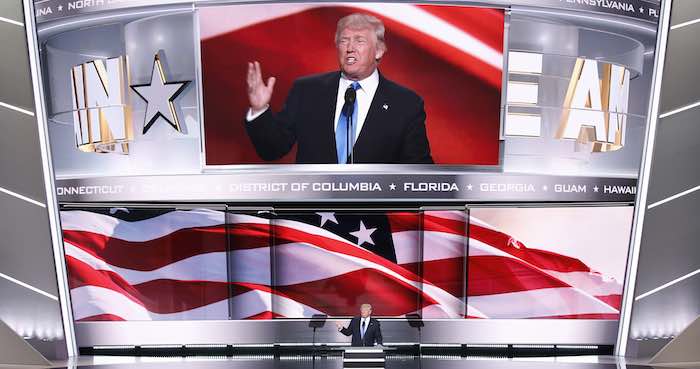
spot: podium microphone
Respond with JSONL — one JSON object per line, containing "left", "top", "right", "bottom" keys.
{"left": 344, "top": 85, "right": 356, "bottom": 115}
{"left": 343, "top": 86, "right": 356, "bottom": 164}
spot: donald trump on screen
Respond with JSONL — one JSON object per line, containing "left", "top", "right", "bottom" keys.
{"left": 244, "top": 13, "right": 433, "bottom": 164}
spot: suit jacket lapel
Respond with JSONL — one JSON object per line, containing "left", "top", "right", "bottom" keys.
{"left": 354, "top": 73, "right": 386, "bottom": 156}
{"left": 323, "top": 72, "right": 341, "bottom": 162}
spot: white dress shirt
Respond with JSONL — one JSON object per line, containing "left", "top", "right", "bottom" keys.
{"left": 360, "top": 316, "right": 371, "bottom": 336}
{"left": 246, "top": 69, "right": 380, "bottom": 143}
{"left": 334, "top": 68, "right": 379, "bottom": 142}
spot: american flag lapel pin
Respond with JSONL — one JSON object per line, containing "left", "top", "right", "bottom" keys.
{"left": 382, "top": 103, "right": 389, "bottom": 110}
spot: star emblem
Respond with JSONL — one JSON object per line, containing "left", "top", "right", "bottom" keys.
{"left": 131, "top": 52, "right": 190, "bottom": 134}
{"left": 316, "top": 212, "right": 338, "bottom": 227}
{"left": 350, "top": 221, "right": 377, "bottom": 246}
{"left": 594, "top": 186, "right": 599, "bottom": 192}
{"left": 467, "top": 184, "right": 473, "bottom": 191}
{"left": 542, "top": 185, "right": 548, "bottom": 191}
{"left": 389, "top": 183, "right": 397, "bottom": 191}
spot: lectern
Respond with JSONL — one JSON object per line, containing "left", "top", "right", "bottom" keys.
{"left": 342, "top": 346, "right": 387, "bottom": 368}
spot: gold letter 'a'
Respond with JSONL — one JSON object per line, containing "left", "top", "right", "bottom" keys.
{"left": 557, "top": 58, "right": 630, "bottom": 152}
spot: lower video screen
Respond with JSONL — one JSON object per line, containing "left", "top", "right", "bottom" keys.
{"left": 466, "top": 207, "right": 630, "bottom": 319}
{"left": 59, "top": 205, "right": 631, "bottom": 321}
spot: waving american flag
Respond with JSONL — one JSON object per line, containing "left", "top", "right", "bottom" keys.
{"left": 60, "top": 208, "right": 621, "bottom": 321}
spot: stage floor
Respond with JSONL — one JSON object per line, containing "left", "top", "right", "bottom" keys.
{"left": 25, "top": 355, "right": 700, "bottom": 369}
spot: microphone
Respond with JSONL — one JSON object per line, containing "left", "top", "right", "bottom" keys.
{"left": 343, "top": 85, "right": 356, "bottom": 117}
{"left": 343, "top": 85, "right": 357, "bottom": 164}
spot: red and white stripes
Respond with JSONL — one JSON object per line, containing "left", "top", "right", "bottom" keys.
{"left": 60, "top": 208, "right": 621, "bottom": 321}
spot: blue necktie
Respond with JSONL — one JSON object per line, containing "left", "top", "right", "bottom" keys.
{"left": 361, "top": 319, "right": 367, "bottom": 340}
{"left": 336, "top": 81, "right": 360, "bottom": 164}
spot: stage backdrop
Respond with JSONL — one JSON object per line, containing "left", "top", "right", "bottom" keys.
{"left": 199, "top": 3, "right": 504, "bottom": 165}
{"left": 59, "top": 206, "right": 630, "bottom": 321}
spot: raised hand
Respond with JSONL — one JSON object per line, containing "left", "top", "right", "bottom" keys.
{"left": 246, "top": 61, "right": 276, "bottom": 114}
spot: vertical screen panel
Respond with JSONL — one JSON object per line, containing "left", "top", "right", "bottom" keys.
{"left": 60, "top": 206, "right": 229, "bottom": 321}
{"left": 467, "top": 206, "right": 632, "bottom": 319}
{"left": 421, "top": 210, "right": 468, "bottom": 318}
{"left": 226, "top": 210, "right": 273, "bottom": 320}
{"left": 271, "top": 210, "right": 422, "bottom": 317}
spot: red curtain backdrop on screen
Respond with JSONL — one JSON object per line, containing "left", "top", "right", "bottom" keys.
{"left": 200, "top": 4, "right": 504, "bottom": 165}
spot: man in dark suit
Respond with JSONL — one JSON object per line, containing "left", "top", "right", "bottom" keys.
{"left": 244, "top": 13, "right": 433, "bottom": 164}
{"left": 336, "top": 303, "right": 383, "bottom": 347}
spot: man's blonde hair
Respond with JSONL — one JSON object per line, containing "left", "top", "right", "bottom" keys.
{"left": 360, "top": 303, "right": 373, "bottom": 310}
{"left": 335, "top": 13, "right": 386, "bottom": 52}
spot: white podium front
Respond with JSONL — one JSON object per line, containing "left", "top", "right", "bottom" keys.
{"left": 342, "top": 346, "right": 387, "bottom": 368}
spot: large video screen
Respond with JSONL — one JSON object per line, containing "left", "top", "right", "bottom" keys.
{"left": 60, "top": 205, "right": 630, "bottom": 321}
{"left": 199, "top": 3, "right": 504, "bottom": 165}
